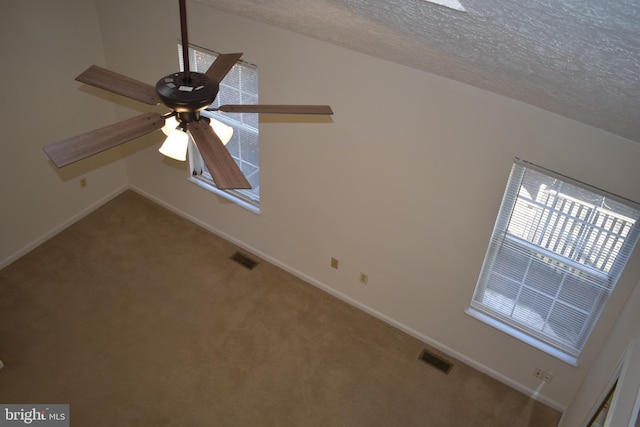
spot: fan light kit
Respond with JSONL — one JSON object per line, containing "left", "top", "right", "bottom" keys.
{"left": 160, "top": 116, "right": 233, "bottom": 161}
{"left": 43, "top": 0, "right": 332, "bottom": 189}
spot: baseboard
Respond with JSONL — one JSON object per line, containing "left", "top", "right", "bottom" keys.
{"left": 131, "top": 185, "right": 567, "bottom": 413}
{"left": 0, "top": 185, "right": 129, "bottom": 270}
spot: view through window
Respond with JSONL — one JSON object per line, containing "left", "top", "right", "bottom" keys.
{"left": 468, "top": 159, "right": 640, "bottom": 362}
{"left": 179, "top": 43, "right": 260, "bottom": 209}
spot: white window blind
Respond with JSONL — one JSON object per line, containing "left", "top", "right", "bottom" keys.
{"left": 179, "top": 43, "right": 260, "bottom": 207}
{"left": 470, "top": 159, "right": 640, "bottom": 361}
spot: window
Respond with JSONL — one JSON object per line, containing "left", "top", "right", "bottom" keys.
{"left": 179, "top": 43, "right": 260, "bottom": 211}
{"left": 468, "top": 159, "right": 640, "bottom": 364}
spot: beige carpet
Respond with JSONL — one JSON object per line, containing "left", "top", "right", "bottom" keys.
{"left": 0, "top": 191, "right": 561, "bottom": 426}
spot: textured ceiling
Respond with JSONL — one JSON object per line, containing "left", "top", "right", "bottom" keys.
{"left": 193, "top": 0, "right": 640, "bottom": 144}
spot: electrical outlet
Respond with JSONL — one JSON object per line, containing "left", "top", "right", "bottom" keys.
{"left": 331, "top": 257, "right": 339, "bottom": 269}
{"left": 80, "top": 177, "right": 87, "bottom": 189}
{"left": 534, "top": 368, "right": 553, "bottom": 383}
{"left": 359, "top": 272, "right": 368, "bottom": 284}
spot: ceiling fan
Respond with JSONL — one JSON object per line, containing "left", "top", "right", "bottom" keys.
{"left": 43, "top": 0, "right": 333, "bottom": 190}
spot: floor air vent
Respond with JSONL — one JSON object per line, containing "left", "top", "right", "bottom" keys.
{"left": 230, "top": 251, "right": 258, "bottom": 270}
{"left": 419, "top": 349, "right": 453, "bottom": 374}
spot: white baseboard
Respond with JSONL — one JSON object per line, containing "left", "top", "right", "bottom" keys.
{"left": 0, "top": 185, "right": 129, "bottom": 270}
{"left": 1, "top": 183, "right": 566, "bottom": 412}
{"left": 131, "top": 185, "right": 566, "bottom": 413}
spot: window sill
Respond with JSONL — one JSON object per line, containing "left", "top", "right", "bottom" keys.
{"left": 188, "top": 176, "right": 261, "bottom": 215}
{"left": 465, "top": 307, "right": 579, "bottom": 366}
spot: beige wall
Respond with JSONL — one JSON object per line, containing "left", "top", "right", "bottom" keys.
{"left": 561, "top": 276, "right": 640, "bottom": 425}
{"left": 93, "top": 0, "right": 640, "bottom": 411}
{"left": 4, "top": 0, "right": 640, "bottom": 419}
{"left": 0, "top": 1, "right": 129, "bottom": 266}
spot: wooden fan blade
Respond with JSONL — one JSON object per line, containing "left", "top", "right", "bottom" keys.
{"left": 218, "top": 105, "right": 333, "bottom": 115}
{"left": 205, "top": 53, "right": 243, "bottom": 84}
{"left": 43, "top": 113, "right": 164, "bottom": 167}
{"left": 188, "top": 119, "right": 251, "bottom": 190}
{"left": 76, "top": 65, "right": 160, "bottom": 105}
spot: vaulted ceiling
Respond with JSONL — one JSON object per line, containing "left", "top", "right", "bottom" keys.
{"left": 194, "top": 0, "right": 640, "bottom": 144}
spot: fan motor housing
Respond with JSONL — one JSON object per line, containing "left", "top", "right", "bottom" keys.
{"left": 156, "top": 71, "right": 219, "bottom": 114}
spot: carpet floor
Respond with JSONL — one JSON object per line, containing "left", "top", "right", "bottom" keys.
{"left": 0, "top": 190, "right": 561, "bottom": 426}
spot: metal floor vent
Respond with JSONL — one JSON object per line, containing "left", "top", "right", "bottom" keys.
{"left": 230, "top": 251, "right": 258, "bottom": 270}
{"left": 419, "top": 349, "right": 453, "bottom": 374}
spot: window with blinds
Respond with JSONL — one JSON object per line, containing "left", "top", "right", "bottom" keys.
{"left": 468, "top": 159, "right": 640, "bottom": 363}
{"left": 179, "top": 43, "right": 260, "bottom": 210}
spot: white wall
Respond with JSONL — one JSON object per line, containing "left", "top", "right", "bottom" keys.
{"left": 5, "top": 0, "right": 640, "bottom": 416}
{"left": 0, "top": 1, "right": 129, "bottom": 267}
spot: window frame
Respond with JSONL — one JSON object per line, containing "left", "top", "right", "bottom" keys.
{"left": 178, "top": 42, "right": 261, "bottom": 213}
{"left": 467, "top": 158, "right": 640, "bottom": 365}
